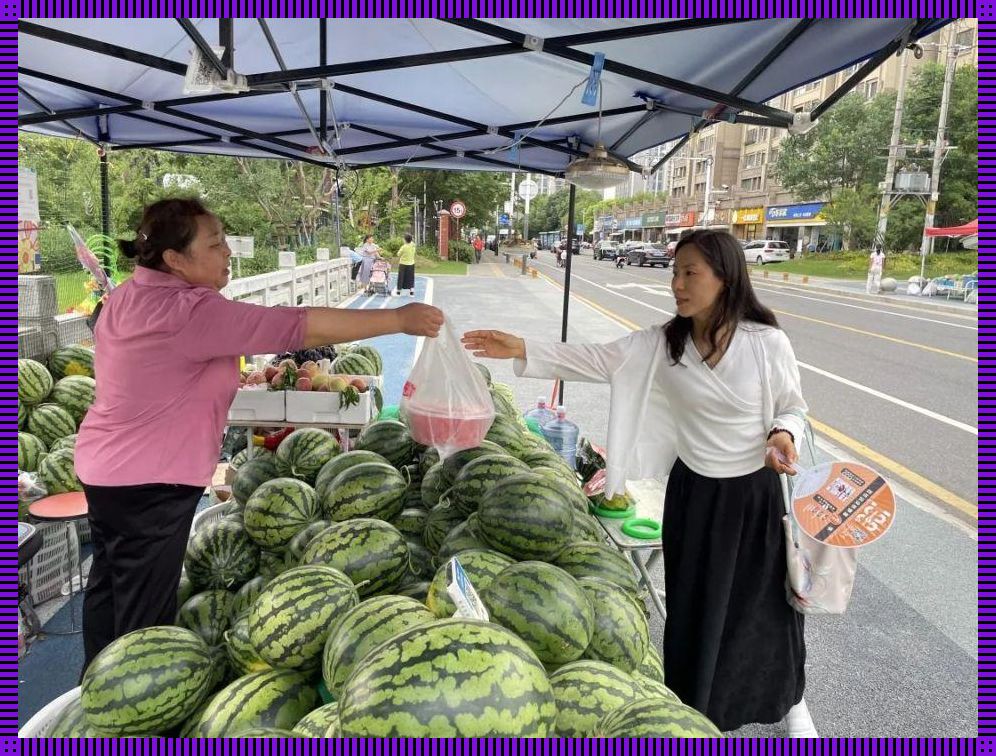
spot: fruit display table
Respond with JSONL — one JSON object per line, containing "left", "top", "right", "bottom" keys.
{"left": 594, "top": 478, "right": 667, "bottom": 623}
{"left": 227, "top": 420, "right": 371, "bottom": 458}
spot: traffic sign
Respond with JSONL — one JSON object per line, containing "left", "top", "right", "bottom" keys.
{"left": 518, "top": 180, "right": 539, "bottom": 200}
{"left": 450, "top": 200, "right": 467, "bottom": 219}
{"left": 499, "top": 213, "right": 510, "bottom": 226}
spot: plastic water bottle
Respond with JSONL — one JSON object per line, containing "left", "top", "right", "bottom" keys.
{"left": 523, "top": 397, "right": 556, "bottom": 428}
{"left": 541, "top": 405, "right": 580, "bottom": 471}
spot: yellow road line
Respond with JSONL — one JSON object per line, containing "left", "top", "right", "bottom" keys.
{"left": 809, "top": 418, "right": 977, "bottom": 520}
{"left": 773, "top": 310, "right": 977, "bottom": 363}
{"left": 491, "top": 263, "right": 507, "bottom": 278}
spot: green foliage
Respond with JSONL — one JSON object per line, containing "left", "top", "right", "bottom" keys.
{"left": 523, "top": 187, "right": 602, "bottom": 237}
{"left": 380, "top": 237, "right": 405, "bottom": 255}
{"left": 447, "top": 240, "right": 475, "bottom": 264}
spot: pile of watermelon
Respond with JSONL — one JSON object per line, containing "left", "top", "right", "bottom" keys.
{"left": 54, "top": 384, "right": 723, "bottom": 738}
{"left": 17, "top": 345, "right": 96, "bottom": 509}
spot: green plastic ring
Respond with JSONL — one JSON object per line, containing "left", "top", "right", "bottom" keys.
{"left": 592, "top": 504, "right": 636, "bottom": 519}
{"left": 621, "top": 518, "right": 662, "bottom": 540}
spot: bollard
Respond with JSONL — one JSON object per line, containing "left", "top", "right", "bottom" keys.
{"left": 782, "top": 272, "right": 789, "bottom": 282}
{"left": 802, "top": 275, "right": 809, "bottom": 284}
{"left": 763, "top": 270, "right": 769, "bottom": 279}
{"left": 530, "top": 268, "right": 538, "bottom": 278}
{"left": 521, "top": 255, "right": 527, "bottom": 276}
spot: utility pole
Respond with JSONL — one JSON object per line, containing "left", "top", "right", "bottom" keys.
{"left": 919, "top": 43, "right": 959, "bottom": 276}
{"left": 523, "top": 172, "right": 532, "bottom": 243}
{"left": 703, "top": 156, "right": 714, "bottom": 228}
{"left": 875, "top": 49, "right": 911, "bottom": 249}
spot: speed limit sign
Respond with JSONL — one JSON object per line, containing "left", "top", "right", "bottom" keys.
{"left": 450, "top": 200, "right": 467, "bottom": 218}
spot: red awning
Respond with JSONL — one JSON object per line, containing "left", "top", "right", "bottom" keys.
{"left": 925, "top": 219, "right": 978, "bottom": 237}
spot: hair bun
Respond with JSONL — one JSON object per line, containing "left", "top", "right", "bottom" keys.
{"left": 118, "top": 238, "right": 140, "bottom": 259}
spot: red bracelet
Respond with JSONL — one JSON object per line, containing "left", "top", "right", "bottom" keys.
{"left": 767, "top": 427, "right": 795, "bottom": 445}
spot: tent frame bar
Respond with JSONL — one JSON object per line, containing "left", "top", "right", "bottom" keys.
{"left": 177, "top": 18, "right": 227, "bottom": 80}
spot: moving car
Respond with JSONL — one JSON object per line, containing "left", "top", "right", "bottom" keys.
{"left": 743, "top": 239, "right": 791, "bottom": 265}
{"left": 626, "top": 242, "right": 670, "bottom": 268}
{"left": 594, "top": 241, "right": 620, "bottom": 261}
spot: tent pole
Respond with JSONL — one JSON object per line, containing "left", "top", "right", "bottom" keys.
{"left": 559, "top": 184, "right": 577, "bottom": 406}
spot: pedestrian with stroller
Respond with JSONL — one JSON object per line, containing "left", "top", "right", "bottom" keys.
{"left": 395, "top": 233, "right": 417, "bottom": 297}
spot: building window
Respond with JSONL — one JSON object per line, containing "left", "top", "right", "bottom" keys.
{"left": 695, "top": 161, "right": 705, "bottom": 175}
{"left": 862, "top": 80, "right": 879, "bottom": 100}
{"left": 794, "top": 81, "right": 820, "bottom": 96}
{"left": 698, "top": 136, "right": 715, "bottom": 153}
{"left": 841, "top": 62, "right": 861, "bottom": 80}
{"left": 955, "top": 29, "right": 974, "bottom": 48}
{"left": 673, "top": 186, "right": 686, "bottom": 197}
{"left": 740, "top": 176, "right": 762, "bottom": 192}
{"left": 674, "top": 165, "right": 687, "bottom": 179}
{"left": 694, "top": 182, "right": 706, "bottom": 195}
{"left": 794, "top": 100, "right": 817, "bottom": 114}
{"left": 745, "top": 127, "right": 769, "bottom": 146}
{"left": 743, "top": 151, "right": 767, "bottom": 169}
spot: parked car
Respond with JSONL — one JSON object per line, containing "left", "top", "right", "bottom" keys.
{"left": 626, "top": 243, "right": 670, "bottom": 268}
{"left": 743, "top": 239, "right": 791, "bottom": 265}
{"left": 665, "top": 240, "right": 678, "bottom": 259}
{"left": 594, "top": 241, "right": 620, "bottom": 261}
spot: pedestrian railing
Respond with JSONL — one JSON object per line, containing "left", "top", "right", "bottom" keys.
{"left": 221, "top": 258, "right": 354, "bottom": 308}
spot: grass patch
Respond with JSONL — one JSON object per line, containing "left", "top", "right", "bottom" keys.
{"left": 53, "top": 270, "right": 131, "bottom": 314}
{"left": 767, "top": 251, "right": 978, "bottom": 281}
{"left": 382, "top": 256, "right": 467, "bottom": 276}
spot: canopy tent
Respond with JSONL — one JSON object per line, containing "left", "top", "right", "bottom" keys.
{"left": 925, "top": 218, "right": 978, "bottom": 237}
{"left": 19, "top": 18, "right": 954, "bottom": 383}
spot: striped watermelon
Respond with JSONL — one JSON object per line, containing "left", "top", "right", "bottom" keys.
{"left": 48, "top": 344, "right": 95, "bottom": 379}
{"left": 482, "top": 561, "right": 594, "bottom": 664}
{"left": 440, "top": 443, "right": 509, "bottom": 486}
{"left": 258, "top": 549, "right": 288, "bottom": 580}
{"left": 490, "top": 383, "right": 519, "bottom": 419}
{"left": 249, "top": 564, "right": 359, "bottom": 671}
{"left": 639, "top": 641, "right": 666, "bottom": 684}
{"left": 321, "top": 461, "right": 407, "bottom": 522}
{"left": 17, "top": 401, "right": 28, "bottom": 430}
{"left": 38, "top": 448, "right": 81, "bottom": 494}
{"left": 349, "top": 345, "right": 383, "bottom": 375}
{"left": 300, "top": 518, "right": 409, "bottom": 597}
{"left": 18, "top": 358, "right": 53, "bottom": 405}
{"left": 47, "top": 696, "right": 109, "bottom": 737}
{"left": 235, "top": 726, "right": 298, "bottom": 737}
{"left": 338, "top": 618, "right": 557, "bottom": 736}
{"left": 185, "top": 518, "right": 261, "bottom": 591}
{"left": 634, "top": 671, "right": 679, "bottom": 701}
{"left": 425, "top": 548, "right": 514, "bottom": 619}
{"left": 294, "top": 702, "right": 341, "bottom": 737}
{"left": 332, "top": 352, "right": 377, "bottom": 376}
{"left": 548, "top": 660, "right": 644, "bottom": 736}
{"left": 592, "top": 697, "right": 722, "bottom": 737}
{"left": 232, "top": 456, "right": 280, "bottom": 505}
{"left": 321, "top": 594, "right": 435, "bottom": 695}
{"left": 579, "top": 576, "right": 649, "bottom": 673}
{"left": 49, "top": 433, "right": 77, "bottom": 454}
{"left": 284, "top": 520, "right": 330, "bottom": 564}
{"left": 244, "top": 477, "right": 320, "bottom": 549}
{"left": 192, "top": 669, "right": 318, "bottom": 737}
{"left": 314, "top": 449, "right": 387, "bottom": 500}
{"left": 18, "top": 432, "right": 46, "bottom": 472}
{"left": 434, "top": 520, "right": 485, "bottom": 564}
{"left": 451, "top": 454, "right": 530, "bottom": 515}
{"left": 420, "top": 462, "right": 448, "bottom": 508}
{"left": 404, "top": 539, "right": 436, "bottom": 581}
{"left": 391, "top": 507, "right": 429, "bottom": 541}
{"left": 572, "top": 510, "right": 606, "bottom": 544}
{"left": 275, "top": 428, "right": 340, "bottom": 484}
{"left": 554, "top": 542, "right": 639, "bottom": 593}
{"left": 485, "top": 413, "right": 530, "bottom": 456}
{"left": 477, "top": 472, "right": 575, "bottom": 561}
{"left": 178, "top": 589, "right": 234, "bottom": 647}
{"left": 177, "top": 573, "right": 194, "bottom": 609}
{"left": 423, "top": 499, "right": 465, "bottom": 553}
{"left": 395, "top": 580, "right": 430, "bottom": 602}
{"left": 229, "top": 576, "right": 268, "bottom": 621}
{"left": 224, "top": 613, "right": 271, "bottom": 677}
{"left": 81, "top": 626, "right": 216, "bottom": 736}
{"left": 354, "top": 420, "right": 415, "bottom": 468}
{"left": 26, "top": 402, "right": 76, "bottom": 447}
{"left": 50, "top": 375, "right": 96, "bottom": 425}
{"left": 473, "top": 362, "right": 492, "bottom": 387}
{"left": 420, "top": 446, "right": 441, "bottom": 476}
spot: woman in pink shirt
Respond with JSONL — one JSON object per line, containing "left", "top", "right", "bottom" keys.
{"left": 75, "top": 198, "right": 443, "bottom": 673}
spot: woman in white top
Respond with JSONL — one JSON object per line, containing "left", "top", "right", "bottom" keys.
{"left": 462, "top": 230, "right": 816, "bottom": 736}
{"left": 356, "top": 234, "right": 382, "bottom": 294}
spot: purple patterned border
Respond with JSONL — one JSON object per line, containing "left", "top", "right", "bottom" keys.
{"left": 11, "top": 5, "right": 985, "bottom": 753}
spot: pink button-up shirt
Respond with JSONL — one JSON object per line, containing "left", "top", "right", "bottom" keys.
{"left": 75, "top": 266, "right": 306, "bottom": 487}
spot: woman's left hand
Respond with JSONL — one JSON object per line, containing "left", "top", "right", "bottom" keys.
{"left": 764, "top": 431, "right": 798, "bottom": 475}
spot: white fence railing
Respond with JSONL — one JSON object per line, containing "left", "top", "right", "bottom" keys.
{"left": 221, "top": 258, "right": 354, "bottom": 308}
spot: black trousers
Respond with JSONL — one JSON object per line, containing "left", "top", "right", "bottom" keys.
{"left": 80, "top": 482, "right": 202, "bottom": 675}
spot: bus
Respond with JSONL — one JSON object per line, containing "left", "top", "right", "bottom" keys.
{"left": 537, "top": 230, "right": 562, "bottom": 250}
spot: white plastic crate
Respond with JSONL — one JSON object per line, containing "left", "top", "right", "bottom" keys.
{"left": 18, "top": 326, "right": 59, "bottom": 361}
{"left": 285, "top": 390, "right": 375, "bottom": 425}
{"left": 19, "top": 686, "right": 80, "bottom": 737}
{"left": 190, "top": 502, "right": 228, "bottom": 537}
{"left": 228, "top": 389, "right": 285, "bottom": 422}
{"left": 54, "top": 313, "right": 93, "bottom": 347}
{"left": 24, "top": 521, "right": 81, "bottom": 605}
{"left": 18, "top": 275, "right": 58, "bottom": 319}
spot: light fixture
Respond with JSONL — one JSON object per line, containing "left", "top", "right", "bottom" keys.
{"left": 565, "top": 80, "right": 630, "bottom": 191}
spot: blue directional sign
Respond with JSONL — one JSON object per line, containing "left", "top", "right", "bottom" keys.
{"left": 499, "top": 213, "right": 510, "bottom": 226}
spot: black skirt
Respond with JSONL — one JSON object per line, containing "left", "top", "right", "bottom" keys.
{"left": 662, "top": 458, "right": 806, "bottom": 731}
{"left": 396, "top": 264, "right": 416, "bottom": 291}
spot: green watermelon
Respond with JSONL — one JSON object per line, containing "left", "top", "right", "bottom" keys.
{"left": 425, "top": 548, "right": 513, "bottom": 618}
{"left": 26, "top": 402, "right": 76, "bottom": 447}
{"left": 549, "top": 660, "right": 644, "bottom": 736}
{"left": 423, "top": 499, "right": 465, "bottom": 553}
{"left": 634, "top": 671, "right": 679, "bottom": 701}
{"left": 477, "top": 472, "right": 575, "bottom": 561}
{"left": 450, "top": 454, "right": 531, "bottom": 515}
{"left": 244, "top": 477, "right": 320, "bottom": 549}
{"left": 192, "top": 669, "right": 318, "bottom": 737}
{"left": 395, "top": 580, "right": 430, "bottom": 602}
{"left": 234, "top": 726, "right": 298, "bottom": 737}
{"left": 349, "top": 345, "right": 383, "bottom": 375}
{"left": 554, "top": 541, "right": 639, "bottom": 593}
{"left": 314, "top": 449, "right": 387, "bottom": 500}
{"left": 420, "top": 462, "right": 448, "bottom": 508}
{"left": 50, "top": 375, "right": 96, "bottom": 425}
{"left": 185, "top": 518, "right": 261, "bottom": 591}
{"left": 321, "top": 594, "right": 435, "bottom": 695}
{"left": 473, "top": 362, "right": 492, "bottom": 387}
{"left": 485, "top": 413, "right": 529, "bottom": 455}
{"left": 490, "top": 383, "right": 519, "bottom": 419}
{"left": 47, "top": 696, "right": 109, "bottom": 737}
{"left": 404, "top": 539, "right": 436, "bottom": 581}
{"left": 391, "top": 507, "right": 429, "bottom": 541}
{"left": 49, "top": 433, "right": 77, "bottom": 454}
{"left": 176, "top": 572, "right": 194, "bottom": 609}
{"left": 592, "top": 697, "right": 722, "bottom": 737}
{"left": 48, "top": 344, "right": 95, "bottom": 379}
{"left": 178, "top": 589, "right": 234, "bottom": 647}
{"left": 284, "top": 519, "right": 330, "bottom": 564}
{"left": 354, "top": 420, "right": 415, "bottom": 468}
{"left": 482, "top": 561, "right": 594, "bottom": 665}
{"left": 275, "top": 428, "right": 340, "bottom": 484}
{"left": 18, "top": 358, "right": 53, "bottom": 405}
{"left": 38, "top": 448, "right": 80, "bottom": 494}
{"left": 300, "top": 518, "right": 409, "bottom": 597}
{"left": 580, "top": 576, "right": 649, "bottom": 673}
{"left": 229, "top": 448, "right": 250, "bottom": 470}
{"left": 249, "top": 564, "right": 359, "bottom": 671}
{"left": 81, "top": 626, "right": 216, "bottom": 736}
{"left": 224, "top": 613, "right": 271, "bottom": 677}
{"left": 258, "top": 549, "right": 288, "bottom": 580}
{"left": 434, "top": 520, "right": 486, "bottom": 564}
{"left": 338, "top": 618, "right": 557, "bottom": 736}
{"left": 18, "top": 432, "right": 46, "bottom": 472}
{"left": 321, "top": 461, "right": 407, "bottom": 522}
{"left": 638, "top": 639, "right": 666, "bottom": 683}
{"left": 294, "top": 702, "right": 340, "bottom": 737}
{"left": 420, "top": 446, "right": 441, "bottom": 476}
{"left": 229, "top": 576, "right": 268, "bottom": 621}
{"left": 17, "top": 401, "right": 28, "bottom": 430}
{"left": 572, "top": 510, "right": 606, "bottom": 543}
{"left": 232, "top": 456, "right": 280, "bottom": 505}
{"left": 332, "top": 352, "right": 377, "bottom": 376}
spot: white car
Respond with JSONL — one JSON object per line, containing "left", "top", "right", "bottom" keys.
{"left": 743, "top": 239, "right": 791, "bottom": 265}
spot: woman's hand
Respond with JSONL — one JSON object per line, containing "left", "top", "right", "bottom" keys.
{"left": 764, "top": 431, "right": 798, "bottom": 476}
{"left": 461, "top": 330, "right": 526, "bottom": 360}
{"left": 396, "top": 303, "right": 445, "bottom": 337}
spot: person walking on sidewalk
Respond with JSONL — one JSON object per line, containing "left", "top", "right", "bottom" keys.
{"left": 395, "top": 233, "right": 417, "bottom": 296}
{"left": 473, "top": 234, "right": 485, "bottom": 264}
{"left": 867, "top": 245, "right": 886, "bottom": 294}
{"left": 74, "top": 199, "right": 444, "bottom": 676}
{"left": 357, "top": 234, "right": 382, "bottom": 295}
{"left": 461, "top": 229, "right": 817, "bottom": 737}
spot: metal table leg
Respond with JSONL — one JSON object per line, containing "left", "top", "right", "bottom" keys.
{"left": 628, "top": 548, "right": 667, "bottom": 623}
{"left": 46, "top": 521, "right": 83, "bottom": 636}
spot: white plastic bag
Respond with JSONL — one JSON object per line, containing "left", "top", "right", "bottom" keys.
{"left": 401, "top": 319, "right": 495, "bottom": 458}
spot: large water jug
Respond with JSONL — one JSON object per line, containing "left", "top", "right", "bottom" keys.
{"left": 541, "top": 405, "right": 580, "bottom": 471}
{"left": 523, "top": 397, "right": 556, "bottom": 428}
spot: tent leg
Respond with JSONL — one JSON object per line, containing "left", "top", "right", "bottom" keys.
{"left": 99, "top": 148, "right": 110, "bottom": 239}
{"left": 559, "top": 184, "right": 577, "bottom": 406}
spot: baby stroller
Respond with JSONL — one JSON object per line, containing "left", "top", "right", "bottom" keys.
{"left": 369, "top": 259, "right": 392, "bottom": 296}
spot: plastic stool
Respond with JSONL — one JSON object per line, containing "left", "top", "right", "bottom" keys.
{"left": 28, "top": 492, "right": 89, "bottom": 635}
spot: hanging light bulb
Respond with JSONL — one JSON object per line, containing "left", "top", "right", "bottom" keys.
{"left": 565, "top": 80, "right": 630, "bottom": 191}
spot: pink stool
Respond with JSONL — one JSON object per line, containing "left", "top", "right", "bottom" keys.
{"left": 29, "top": 492, "right": 89, "bottom": 635}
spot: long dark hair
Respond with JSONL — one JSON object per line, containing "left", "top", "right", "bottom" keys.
{"left": 118, "top": 198, "right": 211, "bottom": 270}
{"left": 664, "top": 230, "right": 778, "bottom": 365}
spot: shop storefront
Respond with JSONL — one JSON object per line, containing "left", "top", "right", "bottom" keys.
{"left": 594, "top": 215, "right": 618, "bottom": 242}
{"left": 705, "top": 208, "right": 732, "bottom": 231}
{"left": 664, "top": 211, "right": 697, "bottom": 238}
{"left": 765, "top": 203, "right": 825, "bottom": 252}
{"left": 622, "top": 215, "right": 643, "bottom": 240}
{"left": 642, "top": 211, "right": 666, "bottom": 241}
{"left": 732, "top": 207, "right": 765, "bottom": 241}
